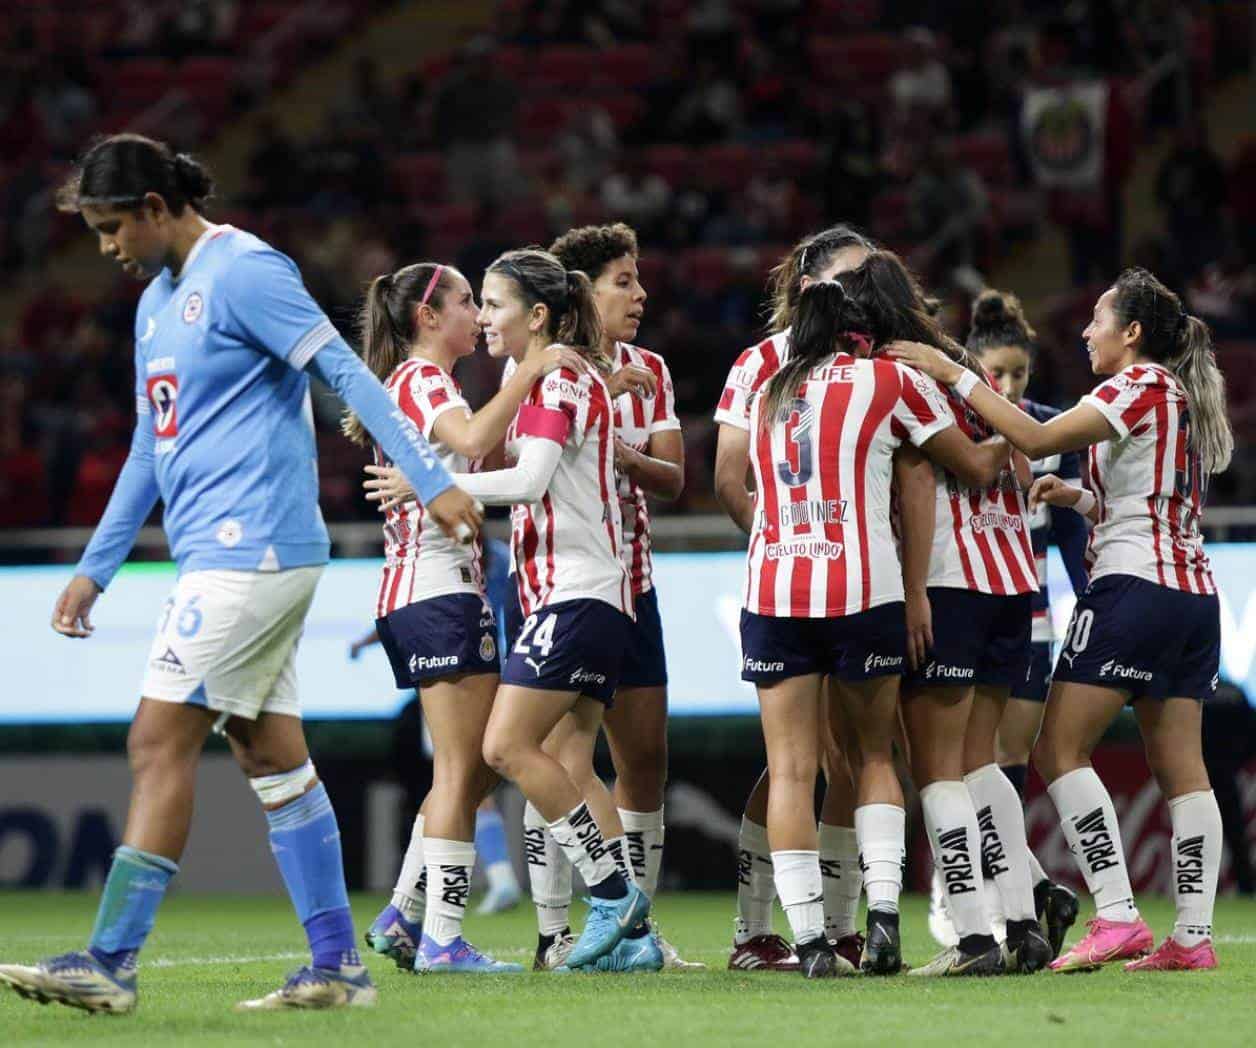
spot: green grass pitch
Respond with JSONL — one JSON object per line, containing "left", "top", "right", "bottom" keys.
{"left": 2, "top": 892, "right": 1253, "bottom": 1046}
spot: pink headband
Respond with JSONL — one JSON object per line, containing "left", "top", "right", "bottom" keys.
{"left": 420, "top": 265, "right": 444, "bottom": 307}
{"left": 839, "top": 331, "right": 874, "bottom": 356}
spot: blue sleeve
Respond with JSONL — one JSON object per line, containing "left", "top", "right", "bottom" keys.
{"left": 217, "top": 249, "right": 339, "bottom": 369}
{"left": 75, "top": 400, "right": 160, "bottom": 592}
{"left": 1050, "top": 503, "right": 1090, "bottom": 595}
{"left": 307, "top": 338, "right": 454, "bottom": 506}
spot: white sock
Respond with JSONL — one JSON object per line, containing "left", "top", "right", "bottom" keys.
{"left": 605, "top": 835, "right": 636, "bottom": 885}
{"left": 819, "top": 823, "right": 862, "bottom": 936}
{"left": 423, "top": 838, "right": 474, "bottom": 946}
{"left": 854, "top": 804, "right": 905, "bottom": 916}
{"left": 547, "top": 802, "right": 621, "bottom": 895}
{"left": 920, "top": 780, "right": 990, "bottom": 939}
{"left": 771, "top": 850, "right": 824, "bottom": 945}
{"left": 1048, "top": 767, "right": 1138, "bottom": 922}
{"left": 1028, "top": 848, "right": 1048, "bottom": 887}
{"left": 391, "top": 812, "right": 426, "bottom": 922}
{"left": 965, "top": 763, "right": 1036, "bottom": 922}
{"left": 735, "top": 816, "right": 776, "bottom": 944}
{"left": 1168, "top": 789, "right": 1221, "bottom": 947}
{"left": 485, "top": 860, "right": 518, "bottom": 894}
{"left": 619, "top": 808, "right": 664, "bottom": 898}
{"left": 524, "top": 801, "right": 571, "bottom": 935}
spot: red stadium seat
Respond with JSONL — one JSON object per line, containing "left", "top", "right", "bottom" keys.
{"left": 699, "top": 144, "right": 757, "bottom": 191}
{"left": 953, "top": 132, "right": 1013, "bottom": 187}
{"left": 517, "top": 97, "right": 578, "bottom": 138}
{"left": 534, "top": 46, "right": 604, "bottom": 90}
{"left": 641, "top": 145, "right": 695, "bottom": 186}
{"left": 393, "top": 153, "right": 447, "bottom": 202}
{"left": 594, "top": 93, "right": 645, "bottom": 133}
{"left": 680, "top": 247, "right": 731, "bottom": 293}
{"left": 598, "top": 44, "right": 658, "bottom": 89}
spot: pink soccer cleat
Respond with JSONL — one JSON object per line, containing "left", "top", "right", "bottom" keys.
{"left": 1124, "top": 937, "right": 1217, "bottom": 972}
{"left": 1050, "top": 917, "right": 1154, "bottom": 972}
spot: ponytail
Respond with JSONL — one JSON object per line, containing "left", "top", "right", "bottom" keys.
{"left": 764, "top": 224, "right": 874, "bottom": 334}
{"left": 555, "top": 270, "right": 606, "bottom": 368}
{"left": 342, "top": 262, "right": 453, "bottom": 446}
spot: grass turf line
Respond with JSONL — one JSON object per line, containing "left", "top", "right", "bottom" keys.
{"left": 0, "top": 892, "right": 1252, "bottom": 1046}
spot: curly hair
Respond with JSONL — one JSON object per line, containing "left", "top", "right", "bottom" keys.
{"left": 549, "top": 222, "right": 639, "bottom": 282}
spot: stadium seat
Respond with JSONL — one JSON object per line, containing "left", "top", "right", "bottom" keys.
{"left": 393, "top": 153, "right": 447, "bottom": 203}
{"left": 534, "top": 46, "right": 605, "bottom": 90}
{"left": 953, "top": 132, "right": 1013, "bottom": 187}
{"left": 681, "top": 247, "right": 732, "bottom": 293}
{"left": 641, "top": 145, "right": 695, "bottom": 186}
{"left": 699, "top": 144, "right": 757, "bottom": 191}
{"left": 598, "top": 44, "right": 658, "bottom": 89}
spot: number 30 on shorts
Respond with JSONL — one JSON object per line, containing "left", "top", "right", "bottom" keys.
{"left": 513, "top": 613, "right": 557, "bottom": 657}
{"left": 1063, "top": 607, "right": 1094, "bottom": 656}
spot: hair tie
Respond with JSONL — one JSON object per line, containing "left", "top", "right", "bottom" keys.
{"left": 1176, "top": 308, "right": 1188, "bottom": 336}
{"left": 564, "top": 270, "right": 578, "bottom": 301}
{"left": 419, "top": 264, "right": 444, "bottom": 307}
{"left": 839, "top": 331, "right": 873, "bottom": 356}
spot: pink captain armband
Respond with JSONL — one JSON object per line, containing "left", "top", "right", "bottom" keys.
{"left": 516, "top": 404, "right": 571, "bottom": 444}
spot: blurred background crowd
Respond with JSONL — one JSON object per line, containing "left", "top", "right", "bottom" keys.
{"left": 1, "top": 0, "right": 1253, "bottom": 534}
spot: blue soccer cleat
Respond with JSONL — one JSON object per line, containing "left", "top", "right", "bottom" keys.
{"left": 236, "top": 962, "right": 378, "bottom": 1010}
{"left": 0, "top": 950, "right": 137, "bottom": 1014}
{"left": 565, "top": 885, "right": 651, "bottom": 969}
{"left": 414, "top": 934, "right": 524, "bottom": 974}
{"left": 364, "top": 905, "right": 421, "bottom": 970}
{"left": 583, "top": 933, "right": 664, "bottom": 973}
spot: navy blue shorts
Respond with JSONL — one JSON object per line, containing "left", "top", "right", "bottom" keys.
{"left": 503, "top": 576, "right": 525, "bottom": 655}
{"left": 903, "top": 589, "right": 1032, "bottom": 690}
{"left": 1052, "top": 574, "right": 1220, "bottom": 702}
{"left": 739, "top": 602, "right": 906, "bottom": 684}
{"left": 376, "top": 593, "right": 499, "bottom": 688}
{"left": 1012, "top": 642, "right": 1054, "bottom": 703}
{"left": 618, "top": 587, "right": 669, "bottom": 689}
{"left": 501, "top": 598, "right": 632, "bottom": 704}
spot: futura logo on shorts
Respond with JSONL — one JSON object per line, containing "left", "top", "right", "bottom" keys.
{"left": 864, "top": 653, "right": 903, "bottom": 674}
{"left": 743, "top": 657, "right": 784, "bottom": 673}
{"left": 925, "top": 661, "right": 972, "bottom": 681}
{"left": 410, "top": 653, "right": 458, "bottom": 674}
{"left": 1099, "top": 659, "right": 1152, "bottom": 682}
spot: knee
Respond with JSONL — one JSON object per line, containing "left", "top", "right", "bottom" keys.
{"left": 1031, "top": 733, "right": 1078, "bottom": 786}
{"left": 616, "top": 741, "right": 668, "bottom": 793}
{"left": 127, "top": 721, "right": 192, "bottom": 779}
{"left": 481, "top": 729, "right": 524, "bottom": 782}
{"left": 766, "top": 746, "right": 817, "bottom": 788}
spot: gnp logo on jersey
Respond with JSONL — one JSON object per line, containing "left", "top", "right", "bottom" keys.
{"left": 146, "top": 374, "right": 179, "bottom": 437}
{"left": 182, "top": 292, "right": 204, "bottom": 323}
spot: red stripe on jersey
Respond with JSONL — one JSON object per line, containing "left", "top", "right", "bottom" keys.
{"left": 1149, "top": 397, "right": 1170, "bottom": 587}
{"left": 818, "top": 378, "right": 853, "bottom": 614}
{"left": 787, "top": 382, "right": 814, "bottom": 613}
{"left": 999, "top": 485, "right": 1034, "bottom": 592}
{"left": 647, "top": 354, "right": 670, "bottom": 425}
{"left": 950, "top": 493, "right": 979, "bottom": 589}
{"left": 966, "top": 489, "right": 1005, "bottom": 590}
{"left": 517, "top": 404, "right": 571, "bottom": 443}
{"left": 851, "top": 363, "right": 898, "bottom": 610}
{"left": 754, "top": 412, "right": 781, "bottom": 610}
{"left": 717, "top": 387, "right": 735, "bottom": 412}
{"left": 394, "top": 361, "right": 428, "bottom": 430}
{"left": 541, "top": 491, "right": 557, "bottom": 600}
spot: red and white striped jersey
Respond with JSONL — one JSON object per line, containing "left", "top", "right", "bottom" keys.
{"left": 744, "top": 354, "right": 953, "bottom": 617}
{"left": 373, "top": 359, "right": 483, "bottom": 617}
{"left": 1080, "top": 363, "right": 1214, "bottom": 594}
{"left": 925, "top": 374, "right": 1038, "bottom": 596}
{"left": 714, "top": 330, "right": 791, "bottom": 430}
{"left": 612, "top": 342, "right": 681, "bottom": 596}
{"left": 506, "top": 364, "right": 633, "bottom": 617}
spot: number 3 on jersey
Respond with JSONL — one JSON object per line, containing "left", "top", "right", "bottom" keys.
{"left": 776, "top": 398, "right": 815, "bottom": 488}
{"left": 514, "top": 613, "right": 557, "bottom": 658}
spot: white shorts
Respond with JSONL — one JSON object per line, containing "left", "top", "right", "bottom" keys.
{"left": 141, "top": 566, "right": 323, "bottom": 721}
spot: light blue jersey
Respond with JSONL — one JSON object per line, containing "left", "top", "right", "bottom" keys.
{"left": 78, "top": 224, "right": 455, "bottom": 589}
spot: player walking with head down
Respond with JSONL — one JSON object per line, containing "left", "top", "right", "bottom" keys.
{"left": 742, "top": 280, "right": 1015, "bottom": 978}
{"left": 892, "top": 268, "right": 1232, "bottom": 973}
{"left": 343, "top": 261, "right": 581, "bottom": 974}
{"left": 0, "top": 135, "right": 480, "bottom": 1014}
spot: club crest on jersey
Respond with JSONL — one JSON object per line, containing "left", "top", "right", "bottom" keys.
{"left": 146, "top": 374, "right": 179, "bottom": 437}
{"left": 182, "top": 292, "right": 204, "bottom": 323}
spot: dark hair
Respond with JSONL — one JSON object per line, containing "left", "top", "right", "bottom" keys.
{"left": 57, "top": 134, "right": 213, "bottom": 215}
{"left": 342, "top": 262, "right": 456, "bottom": 446}
{"left": 765, "top": 224, "right": 875, "bottom": 333}
{"left": 841, "top": 250, "right": 981, "bottom": 376}
{"left": 759, "top": 282, "right": 873, "bottom": 425}
{"left": 549, "top": 222, "right": 639, "bottom": 281}
{"left": 966, "top": 288, "right": 1036, "bottom": 357}
{"left": 1110, "top": 267, "right": 1233, "bottom": 473}
{"left": 487, "top": 248, "right": 605, "bottom": 368}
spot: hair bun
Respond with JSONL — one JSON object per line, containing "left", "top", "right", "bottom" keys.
{"left": 971, "top": 289, "right": 1012, "bottom": 328}
{"left": 172, "top": 152, "right": 214, "bottom": 203}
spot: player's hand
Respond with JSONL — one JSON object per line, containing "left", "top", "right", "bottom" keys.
{"left": 885, "top": 341, "right": 964, "bottom": 385}
{"left": 607, "top": 364, "right": 657, "bottom": 400}
{"left": 613, "top": 437, "right": 639, "bottom": 474}
{"left": 904, "top": 589, "right": 933, "bottom": 671}
{"left": 363, "top": 464, "right": 416, "bottom": 513}
{"left": 52, "top": 575, "right": 101, "bottom": 638}
{"left": 1028, "top": 473, "right": 1081, "bottom": 511}
{"left": 427, "top": 486, "right": 484, "bottom": 544}
{"left": 528, "top": 343, "right": 587, "bottom": 380}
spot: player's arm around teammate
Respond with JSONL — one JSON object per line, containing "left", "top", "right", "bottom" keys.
{"left": 891, "top": 268, "right": 1233, "bottom": 972}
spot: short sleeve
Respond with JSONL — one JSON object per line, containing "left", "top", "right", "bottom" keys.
{"left": 713, "top": 349, "right": 759, "bottom": 430}
{"left": 398, "top": 365, "right": 468, "bottom": 440}
{"left": 215, "top": 249, "right": 337, "bottom": 369}
{"left": 648, "top": 354, "right": 681, "bottom": 434}
{"left": 1081, "top": 370, "right": 1164, "bottom": 440}
{"left": 890, "top": 363, "right": 954, "bottom": 446}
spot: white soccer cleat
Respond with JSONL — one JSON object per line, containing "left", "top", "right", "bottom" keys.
{"left": 653, "top": 924, "right": 706, "bottom": 970}
{"left": 0, "top": 951, "right": 137, "bottom": 1014}
{"left": 235, "top": 963, "right": 378, "bottom": 1011}
{"left": 533, "top": 930, "right": 577, "bottom": 971}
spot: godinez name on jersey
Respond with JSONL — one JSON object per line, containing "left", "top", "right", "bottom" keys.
{"left": 745, "top": 354, "right": 953, "bottom": 618}
{"left": 1080, "top": 362, "right": 1214, "bottom": 594}
{"left": 374, "top": 359, "right": 484, "bottom": 616}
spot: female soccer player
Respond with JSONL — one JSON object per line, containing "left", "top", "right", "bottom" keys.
{"left": 450, "top": 248, "right": 650, "bottom": 972}
{"left": 743, "top": 279, "right": 1015, "bottom": 978}
{"left": 344, "top": 261, "right": 580, "bottom": 973}
{"left": 890, "top": 267, "right": 1231, "bottom": 973}
{"left": 0, "top": 134, "right": 480, "bottom": 1014}
{"left": 713, "top": 225, "right": 874, "bottom": 972}
{"left": 839, "top": 251, "right": 1048, "bottom": 977}
{"left": 929, "top": 289, "right": 1088, "bottom": 958}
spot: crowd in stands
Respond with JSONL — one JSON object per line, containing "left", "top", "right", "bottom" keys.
{"left": 1, "top": 0, "right": 1254, "bottom": 533}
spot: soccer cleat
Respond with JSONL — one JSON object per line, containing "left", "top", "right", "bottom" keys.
{"left": 1034, "top": 879, "right": 1080, "bottom": 959}
{"left": 727, "top": 933, "right": 799, "bottom": 972}
{"left": 1123, "top": 937, "right": 1217, "bottom": 972}
{"left": 414, "top": 934, "right": 524, "bottom": 974}
{"left": 565, "top": 885, "right": 650, "bottom": 969}
{"left": 475, "top": 881, "right": 522, "bottom": 916}
{"left": 364, "top": 904, "right": 421, "bottom": 970}
{"left": 928, "top": 868, "right": 959, "bottom": 948}
{"left": 1049, "top": 916, "right": 1154, "bottom": 972}
{"left": 580, "top": 933, "right": 664, "bottom": 973}
{"left": 652, "top": 923, "right": 706, "bottom": 970}
{"left": 0, "top": 951, "right": 137, "bottom": 1014}
{"left": 831, "top": 931, "right": 865, "bottom": 971}
{"left": 908, "top": 942, "right": 1005, "bottom": 977}
{"left": 796, "top": 938, "right": 852, "bottom": 979}
{"left": 235, "top": 963, "right": 377, "bottom": 1011}
{"left": 860, "top": 911, "right": 902, "bottom": 976}
{"left": 534, "top": 929, "right": 576, "bottom": 971}
{"left": 1005, "top": 923, "right": 1053, "bottom": 974}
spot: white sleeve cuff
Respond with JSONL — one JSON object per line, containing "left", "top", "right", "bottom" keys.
{"left": 288, "top": 318, "right": 339, "bottom": 370}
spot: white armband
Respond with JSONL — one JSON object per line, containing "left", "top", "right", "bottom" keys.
{"left": 950, "top": 369, "right": 980, "bottom": 399}
{"left": 1074, "top": 488, "right": 1096, "bottom": 516}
